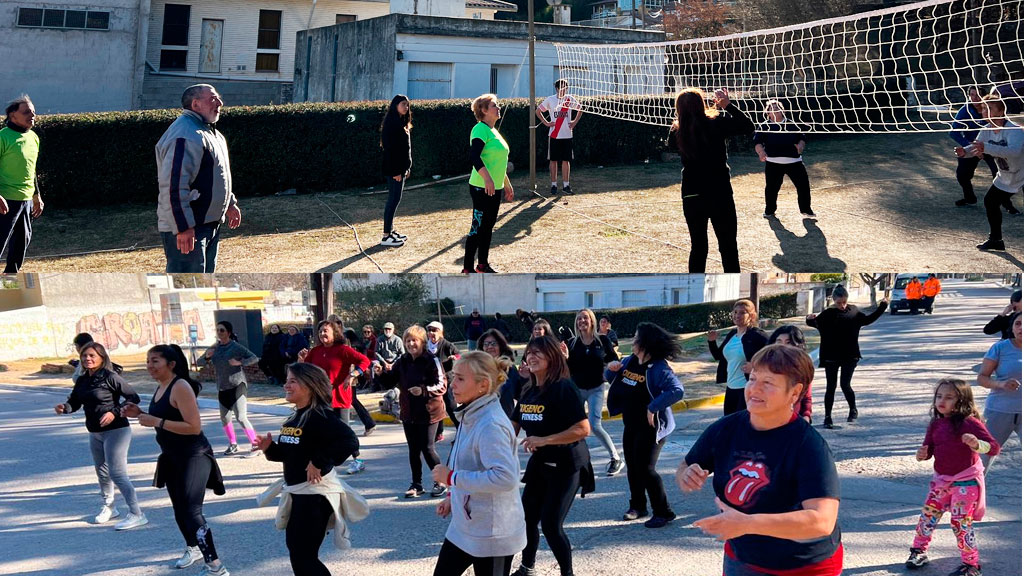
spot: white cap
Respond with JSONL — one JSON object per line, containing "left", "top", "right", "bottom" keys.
{"left": 426, "top": 321, "right": 444, "bottom": 331}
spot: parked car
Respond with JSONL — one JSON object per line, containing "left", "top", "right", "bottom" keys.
{"left": 889, "top": 273, "right": 931, "bottom": 315}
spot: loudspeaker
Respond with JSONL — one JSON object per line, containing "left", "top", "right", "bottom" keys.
{"left": 214, "top": 310, "right": 264, "bottom": 354}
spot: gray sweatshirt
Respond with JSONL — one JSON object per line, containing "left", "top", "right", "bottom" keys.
{"left": 444, "top": 394, "right": 526, "bottom": 558}
{"left": 976, "top": 120, "right": 1024, "bottom": 193}
{"left": 197, "top": 340, "right": 259, "bottom": 391}
{"left": 375, "top": 334, "right": 405, "bottom": 365}
{"left": 155, "top": 110, "right": 236, "bottom": 234}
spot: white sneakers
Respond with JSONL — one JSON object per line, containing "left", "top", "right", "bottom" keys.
{"left": 114, "top": 512, "right": 149, "bottom": 530}
{"left": 380, "top": 230, "right": 407, "bottom": 247}
{"left": 93, "top": 504, "right": 120, "bottom": 524}
{"left": 198, "top": 563, "right": 230, "bottom": 576}
{"left": 175, "top": 546, "right": 204, "bottom": 569}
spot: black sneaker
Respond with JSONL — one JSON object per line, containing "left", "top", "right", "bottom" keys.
{"left": 550, "top": 185, "right": 558, "bottom": 196}
{"left": 223, "top": 444, "right": 239, "bottom": 456}
{"left": 955, "top": 198, "right": 977, "bottom": 207}
{"left": 460, "top": 268, "right": 477, "bottom": 274}
{"left": 977, "top": 239, "right": 1005, "bottom": 251}
{"left": 476, "top": 264, "right": 498, "bottom": 273}
{"left": 1007, "top": 206, "right": 1022, "bottom": 215}
{"left": 430, "top": 482, "right": 448, "bottom": 497}
{"left": 905, "top": 548, "right": 929, "bottom": 569}
{"left": 847, "top": 409, "right": 859, "bottom": 423}
{"left": 607, "top": 459, "right": 624, "bottom": 476}
{"left": 563, "top": 184, "right": 574, "bottom": 195}
{"left": 511, "top": 566, "right": 536, "bottom": 576}
{"left": 404, "top": 484, "right": 425, "bottom": 498}
{"left": 644, "top": 513, "right": 676, "bottom": 528}
{"left": 622, "top": 508, "right": 648, "bottom": 521}
{"left": 763, "top": 212, "right": 776, "bottom": 218}
{"left": 949, "top": 563, "right": 982, "bottom": 576}
{"left": 823, "top": 417, "right": 834, "bottom": 430}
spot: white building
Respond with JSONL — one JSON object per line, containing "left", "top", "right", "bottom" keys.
{"left": 338, "top": 273, "right": 742, "bottom": 317}
{"left": 1, "top": 0, "right": 517, "bottom": 113}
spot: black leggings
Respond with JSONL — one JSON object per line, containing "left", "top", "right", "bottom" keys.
{"left": 286, "top": 493, "right": 333, "bottom": 576}
{"left": 723, "top": 386, "right": 747, "bottom": 415}
{"left": 521, "top": 465, "right": 581, "bottom": 576}
{"left": 433, "top": 539, "right": 513, "bottom": 576}
{"left": 984, "top": 185, "right": 1015, "bottom": 242}
{"left": 384, "top": 175, "right": 406, "bottom": 235}
{"left": 622, "top": 422, "right": 671, "bottom": 517}
{"left": 682, "top": 192, "right": 740, "bottom": 273}
{"left": 351, "top": 388, "right": 376, "bottom": 430}
{"left": 463, "top": 185, "right": 502, "bottom": 270}
{"left": 764, "top": 161, "right": 812, "bottom": 214}
{"left": 403, "top": 421, "right": 441, "bottom": 486}
{"left": 165, "top": 454, "right": 219, "bottom": 563}
{"left": 823, "top": 359, "right": 858, "bottom": 419}
{"left": 956, "top": 155, "right": 997, "bottom": 201}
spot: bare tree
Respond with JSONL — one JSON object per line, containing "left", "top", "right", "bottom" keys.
{"left": 662, "top": 0, "right": 735, "bottom": 40}
{"left": 858, "top": 273, "right": 888, "bottom": 306}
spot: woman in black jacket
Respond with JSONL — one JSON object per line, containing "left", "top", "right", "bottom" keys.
{"left": 259, "top": 324, "right": 287, "bottom": 386}
{"left": 707, "top": 299, "right": 768, "bottom": 415}
{"left": 669, "top": 87, "right": 755, "bottom": 272}
{"left": 54, "top": 342, "right": 146, "bottom": 529}
{"left": 397, "top": 325, "right": 449, "bottom": 498}
{"left": 806, "top": 284, "right": 888, "bottom": 429}
{"left": 380, "top": 94, "right": 413, "bottom": 248}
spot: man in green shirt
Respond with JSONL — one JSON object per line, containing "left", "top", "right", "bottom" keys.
{"left": 0, "top": 95, "right": 44, "bottom": 273}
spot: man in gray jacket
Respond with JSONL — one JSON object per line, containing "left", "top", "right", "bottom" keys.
{"left": 373, "top": 322, "right": 405, "bottom": 391}
{"left": 156, "top": 84, "right": 241, "bottom": 272}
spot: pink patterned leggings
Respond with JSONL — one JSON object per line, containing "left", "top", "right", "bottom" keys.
{"left": 912, "top": 479, "right": 981, "bottom": 566}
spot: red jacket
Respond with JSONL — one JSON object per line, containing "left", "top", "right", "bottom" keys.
{"left": 305, "top": 344, "right": 370, "bottom": 409}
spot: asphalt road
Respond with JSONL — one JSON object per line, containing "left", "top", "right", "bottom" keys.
{"left": 0, "top": 280, "right": 1019, "bottom": 576}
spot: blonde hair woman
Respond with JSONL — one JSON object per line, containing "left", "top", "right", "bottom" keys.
{"left": 430, "top": 352, "right": 526, "bottom": 576}
{"left": 464, "top": 94, "right": 514, "bottom": 273}
{"left": 566, "top": 308, "right": 622, "bottom": 476}
{"left": 707, "top": 299, "right": 768, "bottom": 415}
{"left": 396, "top": 325, "right": 448, "bottom": 497}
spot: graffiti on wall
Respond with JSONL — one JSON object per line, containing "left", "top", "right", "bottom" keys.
{"left": 76, "top": 309, "right": 207, "bottom": 351}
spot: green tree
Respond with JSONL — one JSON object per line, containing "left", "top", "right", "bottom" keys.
{"left": 334, "top": 276, "right": 430, "bottom": 331}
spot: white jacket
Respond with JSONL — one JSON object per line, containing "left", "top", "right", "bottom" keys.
{"left": 445, "top": 394, "right": 526, "bottom": 558}
{"left": 257, "top": 469, "right": 370, "bottom": 549}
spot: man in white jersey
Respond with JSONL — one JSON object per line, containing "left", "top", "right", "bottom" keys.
{"left": 958, "top": 94, "right": 1024, "bottom": 251}
{"left": 536, "top": 79, "right": 582, "bottom": 195}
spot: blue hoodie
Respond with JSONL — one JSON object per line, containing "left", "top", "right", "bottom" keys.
{"left": 606, "top": 355, "right": 684, "bottom": 442}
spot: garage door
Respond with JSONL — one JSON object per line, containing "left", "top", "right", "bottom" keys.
{"left": 408, "top": 62, "right": 452, "bottom": 100}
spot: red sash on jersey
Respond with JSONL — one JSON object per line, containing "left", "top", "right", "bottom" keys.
{"left": 552, "top": 96, "right": 572, "bottom": 137}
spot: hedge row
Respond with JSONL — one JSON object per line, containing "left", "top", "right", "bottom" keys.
{"left": 436, "top": 292, "right": 799, "bottom": 344}
{"left": 15, "top": 98, "right": 667, "bottom": 209}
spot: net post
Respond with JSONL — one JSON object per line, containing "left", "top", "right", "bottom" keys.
{"left": 528, "top": 0, "right": 537, "bottom": 193}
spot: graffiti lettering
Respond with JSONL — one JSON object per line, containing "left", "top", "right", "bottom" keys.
{"left": 75, "top": 309, "right": 206, "bottom": 350}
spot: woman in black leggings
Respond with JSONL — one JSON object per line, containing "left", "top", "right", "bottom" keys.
{"left": 464, "top": 93, "right": 514, "bottom": 274}
{"left": 512, "top": 335, "right": 593, "bottom": 576}
{"left": 257, "top": 362, "right": 360, "bottom": 576}
{"left": 122, "top": 345, "right": 228, "bottom": 575}
{"left": 396, "top": 325, "right": 449, "bottom": 498}
{"left": 669, "top": 87, "right": 755, "bottom": 272}
{"left": 806, "top": 284, "right": 888, "bottom": 429}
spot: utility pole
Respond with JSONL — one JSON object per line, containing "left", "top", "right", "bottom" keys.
{"left": 528, "top": 0, "right": 537, "bottom": 193}
{"left": 310, "top": 273, "right": 334, "bottom": 322}
{"left": 749, "top": 273, "right": 759, "bottom": 313}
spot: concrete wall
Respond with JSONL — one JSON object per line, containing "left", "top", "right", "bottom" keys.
{"left": 391, "top": 0, "right": 464, "bottom": 18}
{"left": 296, "top": 13, "right": 663, "bottom": 102}
{"left": 146, "top": 0, "right": 389, "bottom": 82}
{"left": 295, "top": 16, "right": 398, "bottom": 102}
{"left": 0, "top": 0, "right": 143, "bottom": 113}
{"left": 141, "top": 69, "right": 293, "bottom": 109}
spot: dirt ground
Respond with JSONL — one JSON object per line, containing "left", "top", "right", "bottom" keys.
{"left": 25, "top": 132, "right": 1020, "bottom": 273}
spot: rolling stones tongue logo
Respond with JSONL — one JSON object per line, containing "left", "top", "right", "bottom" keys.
{"left": 724, "top": 460, "right": 770, "bottom": 508}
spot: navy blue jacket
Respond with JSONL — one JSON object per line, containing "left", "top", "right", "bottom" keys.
{"left": 753, "top": 122, "right": 806, "bottom": 159}
{"left": 949, "top": 104, "right": 986, "bottom": 147}
{"left": 606, "top": 356, "right": 685, "bottom": 442}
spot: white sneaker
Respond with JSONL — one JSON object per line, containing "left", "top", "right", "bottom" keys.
{"left": 198, "top": 562, "right": 230, "bottom": 576}
{"left": 93, "top": 504, "right": 120, "bottom": 524}
{"left": 174, "top": 546, "right": 203, "bottom": 569}
{"left": 380, "top": 233, "right": 405, "bottom": 247}
{"left": 345, "top": 459, "right": 365, "bottom": 474}
{"left": 114, "top": 512, "right": 149, "bottom": 530}
{"left": 391, "top": 230, "right": 408, "bottom": 241}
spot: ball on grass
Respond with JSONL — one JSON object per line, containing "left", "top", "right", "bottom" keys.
{"left": 346, "top": 114, "right": 356, "bottom": 123}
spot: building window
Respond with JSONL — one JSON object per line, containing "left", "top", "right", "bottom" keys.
{"left": 160, "top": 50, "right": 188, "bottom": 70}
{"left": 407, "top": 62, "right": 452, "bottom": 100}
{"left": 585, "top": 291, "right": 600, "bottom": 308}
{"left": 622, "top": 290, "right": 647, "bottom": 308}
{"left": 336, "top": 14, "right": 356, "bottom": 23}
{"left": 16, "top": 7, "right": 110, "bottom": 30}
{"left": 542, "top": 292, "right": 566, "bottom": 312}
{"left": 257, "top": 10, "right": 282, "bottom": 49}
{"left": 255, "top": 53, "right": 280, "bottom": 72}
{"left": 671, "top": 288, "right": 685, "bottom": 305}
{"left": 161, "top": 4, "right": 190, "bottom": 45}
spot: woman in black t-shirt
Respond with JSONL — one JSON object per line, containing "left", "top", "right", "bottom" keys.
{"left": 511, "top": 335, "right": 593, "bottom": 576}
{"left": 676, "top": 345, "right": 842, "bottom": 576}
{"left": 257, "top": 362, "right": 360, "bottom": 576}
{"left": 122, "top": 345, "right": 228, "bottom": 575}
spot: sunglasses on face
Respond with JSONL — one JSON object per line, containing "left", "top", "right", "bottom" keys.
{"left": 427, "top": 328, "right": 439, "bottom": 332}
{"left": 482, "top": 341, "right": 499, "bottom": 348}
